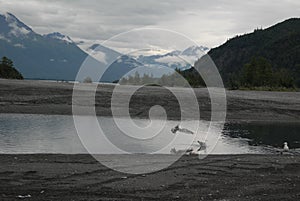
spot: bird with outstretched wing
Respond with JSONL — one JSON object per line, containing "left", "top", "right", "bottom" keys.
{"left": 171, "top": 125, "right": 194, "bottom": 135}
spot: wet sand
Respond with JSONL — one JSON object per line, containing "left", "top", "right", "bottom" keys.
{"left": 0, "top": 79, "right": 300, "bottom": 122}
{"left": 0, "top": 154, "right": 300, "bottom": 201}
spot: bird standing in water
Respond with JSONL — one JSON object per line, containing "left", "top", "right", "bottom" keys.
{"left": 280, "top": 142, "right": 290, "bottom": 155}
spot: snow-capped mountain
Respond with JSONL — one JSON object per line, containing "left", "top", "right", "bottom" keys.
{"left": 102, "top": 55, "right": 145, "bottom": 82}
{"left": 44, "top": 32, "right": 74, "bottom": 44}
{"left": 0, "top": 12, "right": 143, "bottom": 82}
{"left": 0, "top": 12, "right": 209, "bottom": 82}
{"left": 137, "top": 45, "right": 210, "bottom": 71}
{"left": 0, "top": 12, "right": 89, "bottom": 80}
{"left": 83, "top": 43, "right": 147, "bottom": 82}
{"left": 0, "top": 11, "right": 146, "bottom": 82}
{"left": 0, "top": 12, "right": 34, "bottom": 38}
{"left": 181, "top": 45, "right": 210, "bottom": 56}
{"left": 85, "top": 43, "right": 121, "bottom": 64}
{"left": 79, "top": 43, "right": 210, "bottom": 79}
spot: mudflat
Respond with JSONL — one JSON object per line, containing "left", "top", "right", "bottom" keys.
{"left": 0, "top": 154, "right": 299, "bottom": 201}
{"left": 0, "top": 79, "right": 300, "bottom": 122}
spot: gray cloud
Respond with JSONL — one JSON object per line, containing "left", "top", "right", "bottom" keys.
{"left": 0, "top": 0, "right": 299, "bottom": 48}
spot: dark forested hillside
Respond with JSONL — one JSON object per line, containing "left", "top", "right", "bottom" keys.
{"left": 207, "top": 18, "right": 300, "bottom": 88}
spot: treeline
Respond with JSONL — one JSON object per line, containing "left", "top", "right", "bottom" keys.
{"left": 120, "top": 56, "right": 297, "bottom": 90}
{"left": 0, "top": 57, "right": 23, "bottom": 80}
{"left": 228, "top": 57, "right": 297, "bottom": 90}
{"left": 119, "top": 71, "right": 186, "bottom": 87}
{"left": 119, "top": 69, "right": 206, "bottom": 88}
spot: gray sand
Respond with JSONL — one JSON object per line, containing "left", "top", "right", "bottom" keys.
{"left": 0, "top": 154, "right": 299, "bottom": 201}
{"left": 0, "top": 79, "right": 299, "bottom": 122}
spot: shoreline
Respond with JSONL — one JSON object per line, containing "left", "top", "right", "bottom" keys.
{"left": 2, "top": 112, "right": 300, "bottom": 124}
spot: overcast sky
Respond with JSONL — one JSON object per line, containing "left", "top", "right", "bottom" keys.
{"left": 0, "top": 0, "right": 299, "bottom": 49}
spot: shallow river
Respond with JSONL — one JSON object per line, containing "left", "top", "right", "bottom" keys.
{"left": 0, "top": 113, "right": 299, "bottom": 154}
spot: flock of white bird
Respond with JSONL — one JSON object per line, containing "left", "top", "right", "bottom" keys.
{"left": 170, "top": 124, "right": 206, "bottom": 155}
{"left": 170, "top": 124, "right": 297, "bottom": 155}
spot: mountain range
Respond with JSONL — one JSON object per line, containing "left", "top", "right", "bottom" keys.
{"left": 0, "top": 12, "right": 207, "bottom": 82}
{"left": 136, "top": 46, "right": 209, "bottom": 71}
{"left": 82, "top": 43, "right": 209, "bottom": 73}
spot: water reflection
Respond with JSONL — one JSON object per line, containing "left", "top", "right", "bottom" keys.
{"left": 1, "top": 114, "right": 298, "bottom": 154}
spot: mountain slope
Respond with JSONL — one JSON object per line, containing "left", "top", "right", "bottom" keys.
{"left": 0, "top": 12, "right": 88, "bottom": 80}
{"left": 101, "top": 55, "right": 144, "bottom": 82}
{"left": 208, "top": 18, "right": 300, "bottom": 86}
{"left": 80, "top": 44, "right": 146, "bottom": 82}
{"left": 85, "top": 43, "right": 121, "bottom": 64}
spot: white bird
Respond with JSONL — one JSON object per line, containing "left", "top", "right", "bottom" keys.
{"left": 283, "top": 142, "right": 289, "bottom": 152}
{"left": 171, "top": 125, "right": 194, "bottom": 135}
{"left": 197, "top": 141, "right": 207, "bottom": 152}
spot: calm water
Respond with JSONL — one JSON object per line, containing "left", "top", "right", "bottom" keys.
{"left": 0, "top": 113, "right": 299, "bottom": 154}
{"left": 223, "top": 122, "right": 300, "bottom": 149}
